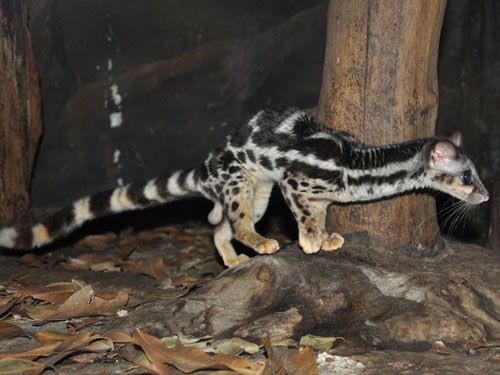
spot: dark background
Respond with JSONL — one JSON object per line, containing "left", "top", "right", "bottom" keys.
{"left": 27, "top": 0, "right": 499, "bottom": 242}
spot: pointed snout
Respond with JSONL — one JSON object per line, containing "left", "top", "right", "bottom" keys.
{"left": 471, "top": 188, "right": 489, "bottom": 204}
{"left": 480, "top": 190, "right": 489, "bottom": 203}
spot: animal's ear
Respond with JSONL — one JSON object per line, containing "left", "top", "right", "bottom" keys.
{"left": 429, "top": 141, "right": 457, "bottom": 169}
{"left": 449, "top": 131, "right": 462, "bottom": 147}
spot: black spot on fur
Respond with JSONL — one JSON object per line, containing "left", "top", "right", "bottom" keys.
{"left": 311, "top": 185, "right": 325, "bottom": 191}
{"left": 236, "top": 151, "right": 246, "bottom": 163}
{"left": 231, "top": 201, "right": 239, "bottom": 212}
{"left": 246, "top": 149, "right": 256, "bottom": 163}
{"left": 291, "top": 193, "right": 303, "bottom": 209}
{"left": 239, "top": 212, "right": 245, "bottom": 219}
{"left": 300, "top": 181, "right": 309, "bottom": 187}
{"left": 259, "top": 156, "right": 273, "bottom": 170}
{"left": 215, "top": 185, "right": 223, "bottom": 193}
{"left": 275, "top": 157, "right": 289, "bottom": 168}
{"left": 222, "top": 173, "right": 230, "bottom": 181}
{"left": 228, "top": 166, "right": 239, "bottom": 174}
{"left": 220, "top": 150, "right": 235, "bottom": 170}
{"left": 228, "top": 181, "right": 238, "bottom": 187}
{"left": 232, "top": 187, "right": 240, "bottom": 195}
{"left": 287, "top": 179, "right": 298, "bottom": 190}
{"left": 432, "top": 173, "right": 447, "bottom": 182}
{"left": 300, "top": 216, "right": 306, "bottom": 224}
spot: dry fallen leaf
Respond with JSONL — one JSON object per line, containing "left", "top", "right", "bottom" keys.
{"left": 103, "top": 330, "right": 133, "bottom": 343}
{"left": 213, "top": 338, "right": 260, "bottom": 356}
{"left": 25, "top": 285, "right": 128, "bottom": 321}
{"left": 33, "top": 331, "right": 72, "bottom": 345}
{"left": 0, "top": 358, "right": 45, "bottom": 375}
{"left": 283, "top": 346, "right": 317, "bottom": 375}
{"left": 76, "top": 233, "right": 118, "bottom": 250}
{"left": 132, "top": 329, "right": 264, "bottom": 375}
{"left": 121, "top": 346, "right": 172, "bottom": 375}
{"left": 0, "top": 321, "right": 28, "bottom": 341}
{"left": 299, "top": 334, "right": 342, "bottom": 352}
{"left": 135, "top": 257, "right": 169, "bottom": 281}
{"left": 19, "top": 284, "right": 74, "bottom": 305}
{"left": 66, "top": 317, "right": 100, "bottom": 334}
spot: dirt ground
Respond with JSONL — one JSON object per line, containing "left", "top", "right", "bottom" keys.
{"left": 0, "top": 223, "right": 498, "bottom": 374}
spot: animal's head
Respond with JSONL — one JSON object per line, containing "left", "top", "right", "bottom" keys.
{"left": 425, "top": 132, "right": 489, "bottom": 204}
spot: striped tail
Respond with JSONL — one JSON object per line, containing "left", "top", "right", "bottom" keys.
{"left": 0, "top": 169, "right": 200, "bottom": 250}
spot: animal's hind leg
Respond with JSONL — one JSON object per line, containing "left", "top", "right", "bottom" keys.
{"left": 213, "top": 218, "right": 248, "bottom": 267}
{"left": 225, "top": 179, "right": 279, "bottom": 254}
{"left": 280, "top": 182, "right": 344, "bottom": 254}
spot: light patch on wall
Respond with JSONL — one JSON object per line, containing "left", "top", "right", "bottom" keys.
{"left": 110, "top": 84, "right": 122, "bottom": 106}
{"left": 113, "top": 149, "right": 121, "bottom": 164}
{"left": 110, "top": 112, "right": 123, "bottom": 128}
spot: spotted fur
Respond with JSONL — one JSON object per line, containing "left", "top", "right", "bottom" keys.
{"left": 0, "top": 108, "right": 489, "bottom": 267}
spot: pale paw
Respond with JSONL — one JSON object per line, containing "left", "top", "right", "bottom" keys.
{"left": 257, "top": 239, "right": 280, "bottom": 254}
{"left": 225, "top": 254, "right": 249, "bottom": 268}
{"left": 321, "top": 233, "right": 345, "bottom": 251}
{"left": 299, "top": 235, "right": 322, "bottom": 254}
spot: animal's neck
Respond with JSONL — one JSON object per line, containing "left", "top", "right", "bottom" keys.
{"left": 342, "top": 138, "right": 432, "bottom": 201}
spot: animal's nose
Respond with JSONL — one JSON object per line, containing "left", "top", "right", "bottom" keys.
{"left": 481, "top": 191, "right": 490, "bottom": 202}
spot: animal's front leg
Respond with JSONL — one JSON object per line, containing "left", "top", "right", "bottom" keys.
{"left": 281, "top": 182, "right": 344, "bottom": 254}
{"left": 225, "top": 178, "right": 279, "bottom": 255}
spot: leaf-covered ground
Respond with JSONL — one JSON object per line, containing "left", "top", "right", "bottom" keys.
{"left": 0, "top": 223, "right": 498, "bottom": 374}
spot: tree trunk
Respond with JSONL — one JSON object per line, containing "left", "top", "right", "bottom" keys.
{"left": 317, "top": 0, "right": 446, "bottom": 248}
{"left": 488, "top": 170, "right": 500, "bottom": 250}
{"left": 0, "top": 1, "right": 42, "bottom": 225}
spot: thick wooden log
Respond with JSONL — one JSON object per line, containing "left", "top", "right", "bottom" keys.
{"left": 107, "top": 242, "right": 500, "bottom": 347}
{"left": 0, "top": 1, "right": 42, "bottom": 225}
{"left": 317, "top": 0, "right": 446, "bottom": 248}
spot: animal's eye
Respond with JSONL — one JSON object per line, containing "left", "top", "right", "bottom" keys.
{"left": 460, "top": 170, "right": 473, "bottom": 185}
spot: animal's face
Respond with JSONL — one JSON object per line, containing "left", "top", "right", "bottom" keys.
{"left": 426, "top": 132, "right": 489, "bottom": 205}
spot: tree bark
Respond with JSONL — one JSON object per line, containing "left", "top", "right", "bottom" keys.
{"left": 488, "top": 170, "right": 500, "bottom": 250}
{"left": 0, "top": 1, "right": 42, "bottom": 225}
{"left": 317, "top": 0, "right": 446, "bottom": 248}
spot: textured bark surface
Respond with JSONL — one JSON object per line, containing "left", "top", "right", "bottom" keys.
{"left": 316, "top": 0, "right": 446, "bottom": 248}
{"left": 106, "top": 242, "right": 500, "bottom": 351}
{"left": 0, "top": 1, "right": 42, "bottom": 225}
{"left": 488, "top": 170, "right": 500, "bottom": 250}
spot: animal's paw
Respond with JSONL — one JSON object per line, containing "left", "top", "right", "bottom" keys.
{"left": 225, "top": 254, "right": 249, "bottom": 268}
{"left": 299, "top": 233, "right": 323, "bottom": 254}
{"left": 321, "top": 233, "right": 345, "bottom": 251}
{"left": 257, "top": 239, "right": 280, "bottom": 254}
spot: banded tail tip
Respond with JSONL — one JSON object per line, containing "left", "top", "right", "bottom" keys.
{"left": 0, "top": 228, "right": 17, "bottom": 248}
{"left": 32, "top": 224, "right": 51, "bottom": 247}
